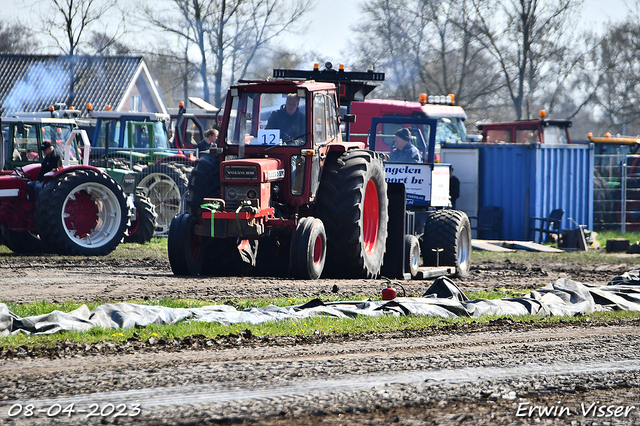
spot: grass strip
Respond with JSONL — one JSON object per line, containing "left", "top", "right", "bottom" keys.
{"left": 2, "top": 293, "right": 639, "bottom": 349}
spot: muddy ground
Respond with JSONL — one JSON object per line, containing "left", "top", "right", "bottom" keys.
{"left": 1, "top": 250, "right": 640, "bottom": 425}
{"left": 1, "top": 251, "right": 637, "bottom": 304}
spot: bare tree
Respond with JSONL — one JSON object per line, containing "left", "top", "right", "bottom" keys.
{"left": 0, "top": 20, "right": 39, "bottom": 53}
{"left": 587, "top": 19, "right": 640, "bottom": 134}
{"left": 471, "top": 0, "right": 582, "bottom": 120}
{"left": 348, "top": 0, "right": 502, "bottom": 115}
{"left": 139, "top": 0, "right": 235, "bottom": 104}
{"left": 33, "top": 0, "right": 125, "bottom": 55}
{"left": 139, "top": 0, "right": 312, "bottom": 107}
{"left": 88, "top": 31, "right": 131, "bottom": 55}
{"left": 145, "top": 47, "right": 200, "bottom": 108}
{"left": 208, "top": 0, "right": 312, "bottom": 106}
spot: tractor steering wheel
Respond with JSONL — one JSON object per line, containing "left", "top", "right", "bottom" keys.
{"left": 14, "top": 166, "right": 29, "bottom": 180}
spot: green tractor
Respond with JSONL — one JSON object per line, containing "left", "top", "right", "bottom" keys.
{"left": 86, "top": 108, "right": 194, "bottom": 234}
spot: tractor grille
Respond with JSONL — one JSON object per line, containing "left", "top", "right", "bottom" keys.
{"left": 224, "top": 184, "right": 260, "bottom": 212}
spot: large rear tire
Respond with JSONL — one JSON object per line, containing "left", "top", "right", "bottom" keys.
{"left": 421, "top": 209, "right": 472, "bottom": 278}
{"left": 168, "top": 213, "right": 203, "bottom": 275}
{"left": 316, "top": 150, "right": 388, "bottom": 278}
{"left": 290, "top": 217, "right": 326, "bottom": 280}
{"left": 186, "top": 153, "right": 220, "bottom": 215}
{"left": 124, "top": 193, "right": 157, "bottom": 244}
{"left": 137, "top": 162, "right": 189, "bottom": 234}
{"left": 35, "top": 169, "right": 128, "bottom": 256}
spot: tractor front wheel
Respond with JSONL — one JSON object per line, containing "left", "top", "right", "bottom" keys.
{"left": 168, "top": 213, "right": 203, "bottom": 275}
{"left": 290, "top": 217, "right": 327, "bottom": 280}
{"left": 124, "top": 193, "right": 157, "bottom": 244}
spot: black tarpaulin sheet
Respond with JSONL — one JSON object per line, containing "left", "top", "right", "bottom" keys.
{"left": 2, "top": 271, "right": 640, "bottom": 336}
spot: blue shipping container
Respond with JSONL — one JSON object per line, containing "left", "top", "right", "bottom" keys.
{"left": 441, "top": 143, "right": 593, "bottom": 241}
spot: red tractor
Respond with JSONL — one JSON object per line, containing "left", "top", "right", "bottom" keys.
{"left": 168, "top": 67, "right": 389, "bottom": 279}
{"left": 0, "top": 119, "right": 129, "bottom": 255}
{"left": 169, "top": 65, "right": 472, "bottom": 280}
{"left": 477, "top": 110, "right": 571, "bottom": 144}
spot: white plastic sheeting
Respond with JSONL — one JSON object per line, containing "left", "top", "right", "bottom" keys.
{"left": 2, "top": 271, "right": 640, "bottom": 336}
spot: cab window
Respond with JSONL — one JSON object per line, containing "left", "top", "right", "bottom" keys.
{"left": 227, "top": 91, "right": 307, "bottom": 147}
{"left": 12, "top": 123, "right": 40, "bottom": 162}
{"left": 314, "top": 93, "right": 326, "bottom": 143}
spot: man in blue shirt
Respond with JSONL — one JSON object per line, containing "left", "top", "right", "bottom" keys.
{"left": 389, "top": 128, "right": 421, "bottom": 163}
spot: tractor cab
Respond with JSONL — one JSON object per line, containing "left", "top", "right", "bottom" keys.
{"left": 477, "top": 111, "right": 572, "bottom": 144}
{"left": 213, "top": 65, "right": 384, "bottom": 214}
{"left": 1, "top": 115, "right": 83, "bottom": 173}
{"left": 170, "top": 97, "right": 222, "bottom": 150}
{"left": 216, "top": 79, "right": 343, "bottom": 215}
{"left": 87, "top": 107, "right": 173, "bottom": 164}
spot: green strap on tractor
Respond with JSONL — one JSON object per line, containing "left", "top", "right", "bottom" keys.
{"left": 200, "top": 201, "right": 222, "bottom": 237}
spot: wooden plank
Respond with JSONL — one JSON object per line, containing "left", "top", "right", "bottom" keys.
{"left": 472, "top": 240, "right": 516, "bottom": 252}
{"left": 416, "top": 266, "right": 455, "bottom": 279}
{"left": 472, "top": 239, "right": 565, "bottom": 252}
{"left": 501, "top": 241, "right": 564, "bottom": 252}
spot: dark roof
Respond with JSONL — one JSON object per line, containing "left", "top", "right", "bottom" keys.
{"left": 0, "top": 55, "right": 142, "bottom": 117}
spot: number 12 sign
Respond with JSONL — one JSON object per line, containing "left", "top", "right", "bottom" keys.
{"left": 257, "top": 129, "right": 280, "bottom": 145}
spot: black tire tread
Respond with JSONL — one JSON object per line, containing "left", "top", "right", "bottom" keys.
{"left": 35, "top": 169, "right": 128, "bottom": 256}
{"left": 187, "top": 153, "right": 220, "bottom": 214}
{"left": 421, "top": 209, "right": 471, "bottom": 278}
{"left": 315, "top": 150, "right": 388, "bottom": 278}
{"left": 124, "top": 194, "right": 157, "bottom": 244}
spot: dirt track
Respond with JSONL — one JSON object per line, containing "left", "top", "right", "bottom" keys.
{"left": 0, "top": 252, "right": 636, "bottom": 303}
{"left": 1, "top": 251, "right": 640, "bottom": 425}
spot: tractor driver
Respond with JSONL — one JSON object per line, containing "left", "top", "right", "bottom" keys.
{"left": 28, "top": 141, "right": 62, "bottom": 200}
{"left": 266, "top": 93, "right": 305, "bottom": 144}
{"left": 389, "top": 128, "right": 421, "bottom": 163}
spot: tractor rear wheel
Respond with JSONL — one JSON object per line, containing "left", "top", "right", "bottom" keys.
{"left": 421, "top": 209, "right": 472, "bottom": 278}
{"left": 168, "top": 213, "right": 203, "bottom": 275}
{"left": 316, "top": 150, "right": 388, "bottom": 278}
{"left": 290, "top": 217, "right": 326, "bottom": 279}
{"left": 124, "top": 193, "right": 157, "bottom": 244}
{"left": 186, "top": 153, "right": 220, "bottom": 215}
{"left": 35, "top": 169, "right": 128, "bottom": 256}
{"left": 137, "top": 162, "right": 189, "bottom": 234}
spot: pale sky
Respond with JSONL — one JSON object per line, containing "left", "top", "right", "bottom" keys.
{"left": 2, "top": 0, "right": 634, "bottom": 60}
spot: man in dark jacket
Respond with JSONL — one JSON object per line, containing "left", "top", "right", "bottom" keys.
{"left": 28, "top": 141, "right": 62, "bottom": 200}
{"left": 266, "top": 94, "right": 305, "bottom": 144}
{"left": 197, "top": 128, "right": 218, "bottom": 155}
{"left": 36, "top": 141, "right": 62, "bottom": 181}
{"left": 389, "top": 128, "right": 421, "bottom": 163}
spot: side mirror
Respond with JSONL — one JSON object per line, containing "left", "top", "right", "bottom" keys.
{"left": 342, "top": 114, "right": 356, "bottom": 123}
